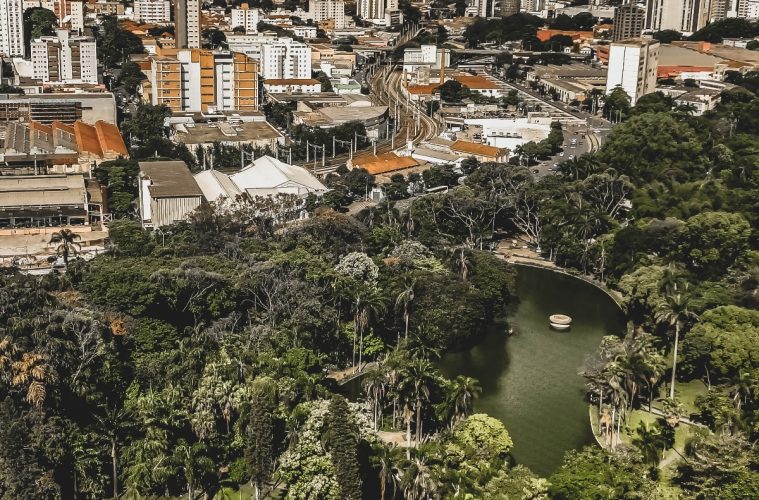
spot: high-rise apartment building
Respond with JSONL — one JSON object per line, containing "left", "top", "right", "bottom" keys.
{"left": 24, "top": 0, "right": 86, "bottom": 32}
{"left": 522, "top": 0, "right": 543, "bottom": 11}
{"left": 31, "top": 29, "right": 98, "bottom": 84}
{"left": 149, "top": 48, "right": 259, "bottom": 112}
{"left": 646, "top": 0, "right": 712, "bottom": 32}
{"left": 605, "top": 38, "right": 660, "bottom": 106}
{"left": 612, "top": 3, "right": 645, "bottom": 41}
{"left": 500, "top": 0, "right": 520, "bottom": 16}
{"left": 309, "top": 0, "right": 346, "bottom": 29}
{"left": 0, "top": 0, "right": 25, "bottom": 57}
{"left": 260, "top": 40, "right": 312, "bottom": 80}
{"left": 358, "top": 0, "right": 398, "bottom": 20}
{"left": 230, "top": 4, "right": 260, "bottom": 33}
{"left": 134, "top": 0, "right": 171, "bottom": 23}
{"left": 175, "top": 0, "right": 200, "bottom": 49}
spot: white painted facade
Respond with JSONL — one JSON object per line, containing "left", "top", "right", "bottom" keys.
{"left": 309, "top": 0, "right": 346, "bottom": 29}
{"left": 605, "top": 39, "right": 660, "bottom": 106}
{"left": 31, "top": 29, "right": 98, "bottom": 84}
{"left": 0, "top": 0, "right": 24, "bottom": 57}
{"left": 134, "top": 0, "right": 171, "bottom": 23}
{"left": 230, "top": 6, "right": 260, "bottom": 33}
{"left": 260, "top": 40, "right": 312, "bottom": 80}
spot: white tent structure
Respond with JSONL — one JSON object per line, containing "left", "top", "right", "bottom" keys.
{"left": 194, "top": 155, "right": 329, "bottom": 204}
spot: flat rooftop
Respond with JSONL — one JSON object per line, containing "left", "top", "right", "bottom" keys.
{"left": 139, "top": 160, "right": 202, "bottom": 198}
{"left": 658, "top": 45, "right": 724, "bottom": 67}
{"left": 173, "top": 121, "right": 282, "bottom": 144}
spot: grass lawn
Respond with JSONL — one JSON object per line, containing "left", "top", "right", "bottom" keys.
{"left": 672, "top": 379, "right": 709, "bottom": 416}
{"left": 215, "top": 483, "right": 253, "bottom": 500}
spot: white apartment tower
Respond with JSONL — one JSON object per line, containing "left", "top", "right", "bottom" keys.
{"left": 134, "top": 0, "right": 171, "bottom": 24}
{"left": 605, "top": 39, "right": 660, "bottom": 106}
{"left": 260, "top": 40, "right": 312, "bottom": 80}
{"left": 0, "top": 0, "right": 24, "bottom": 57}
{"left": 175, "top": 0, "right": 200, "bottom": 49}
{"left": 646, "top": 0, "right": 713, "bottom": 32}
{"left": 358, "top": 0, "right": 398, "bottom": 20}
{"left": 231, "top": 4, "right": 260, "bottom": 33}
{"left": 309, "top": 0, "right": 346, "bottom": 29}
{"left": 31, "top": 29, "right": 98, "bottom": 84}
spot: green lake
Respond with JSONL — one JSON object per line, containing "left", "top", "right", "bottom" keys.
{"left": 438, "top": 265, "right": 626, "bottom": 476}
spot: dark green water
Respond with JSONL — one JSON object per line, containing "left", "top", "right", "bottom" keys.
{"left": 439, "top": 265, "right": 626, "bottom": 476}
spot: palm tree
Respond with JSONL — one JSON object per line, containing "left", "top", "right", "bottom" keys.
{"left": 402, "top": 454, "right": 438, "bottom": 500}
{"left": 352, "top": 287, "right": 386, "bottom": 372}
{"left": 446, "top": 375, "right": 481, "bottom": 428}
{"left": 642, "top": 349, "right": 667, "bottom": 412}
{"left": 363, "top": 367, "right": 387, "bottom": 431}
{"left": 373, "top": 445, "right": 402, "bottom": 500}
{"left": 655, "top": 283, "right": 698, "bottom": 399}
{"left": 93, "top": 403, "right": 131, "bottom": 499}
{"left": 632, "top": 421, "right": 668, "bottom": 465}
{"left": 405, "top": 358, "right": 435, "bottom": 445}
{"left": 49, "top": 228, "right": 82, "bottom": 266}
{"left": 384, "top": 351, "right": 406, "bottom": 429}
{"left": 395, "top": 278, "right": 416, "bottom": 344}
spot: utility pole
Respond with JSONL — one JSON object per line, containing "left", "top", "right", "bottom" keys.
{"left": 306, "top": 140, "right": 310, "bottom": 162}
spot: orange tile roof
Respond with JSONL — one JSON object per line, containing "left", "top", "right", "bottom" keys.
{"left": 657, "top": 65, "right": 714, "bottom": 78}
{"left": 30, "top": 121, "right": 52, "bottom": 135}
{"left": 75, "top": 121, "right": 103, "bottom": 157}
{"left": 352, "top": 153, "right": 419, "bottom": 175}
{"left": 95, "top": 121, "right": 129, "bottom": 156}
{"left": 454, "top": 75, "right": 500, "bottom": 89}
{"left": 451, "top": 140, "right": 507, "bottom": 158}
{"left": 536, "top": 29, "right": 594, "bottom": 43}
{"left": 407, "top": 83, "right": 440, "bottom": 95}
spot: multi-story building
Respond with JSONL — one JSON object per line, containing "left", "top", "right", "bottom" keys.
{"left": 148, "top": 48, "right": 259, "bottom": 113}
{"left": 403, "top": 45, "right": 451, "bottom": 83}
{"left": 230, "top": 4, "right": 260, "bottom": 33}
{"left": 646, "top": 0, "right": 714, "bottom": 33}
{"left": 522, "top": 0, "right": 543, "bottom": 12}
{"left": 612, "top": 3, "right": 645, "bottom": 42}
{"left": 23, "top": 0, "right": 85, "bottom": 32}
{"left": 260, "top": 40, "right": 312, "bottom": 80}
{"left": 358, "top": 0, "right": 398, "bottom": 21}
{"left": 0, "top": 93, "right": 117, "bottom": 124}
{"left": 88, "top": 0, "right": 124, "bottom": 16}
{"left": 0, "top": 0, "right": 24, "bottom": 57}
{"left": 31, "top": 29, "right": 98, "bottom": 84}
{"left": 309, "top": 0, "right": 346, "bottom": 29}
{"left": 175, "top": 0, "right": 200, "bottom": 49}
{"left": 134, "top": 0, "right": 171, "bottom": 24}
{"left": 500, "top": 0, "right": 520, "bottom": 16}
{"left": 605, "top": 38, "right": 660, "bottom": 106}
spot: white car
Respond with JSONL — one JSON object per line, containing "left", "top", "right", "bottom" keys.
{"left": 559, "top": 152, "right": 565, "bottom": 157}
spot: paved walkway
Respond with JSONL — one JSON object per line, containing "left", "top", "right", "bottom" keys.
{"left": 326, "top": 362, "right": 377, "bottom": 384}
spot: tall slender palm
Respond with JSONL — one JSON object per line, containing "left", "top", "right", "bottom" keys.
{"left": 49, "top": 228, "right": 82, "bottom": 266}
{"left": 352, "top": 287, "right": 386, "bottom": 371}
{"left": 642, "top": 350, "right": 667, "bottom": 412}
{"left": 395, "top": 278, "right": 416, "bottom": 344}
{"left": 655, "top": 284, "right": 698, "bottom": 399}
{"left": 403, "top": 454, "right": 438, "bottom": 500}
{"left": 384, "top": 351, "right": 406, "bottom": 429}
{"left": 363, "top": 367, "right": 387, "bottom": 431}
{"left": 446, "top": 375, "right": 481, "bottom": 428}
{"left": 374, "top": 445, "right": 401, "bottom": 500}
{"left": 405, "top": 358, "right": 436, "bottom": 444}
